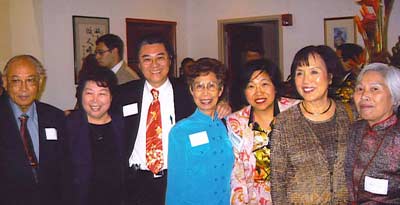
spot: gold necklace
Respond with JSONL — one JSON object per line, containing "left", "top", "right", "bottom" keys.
{"left": 301, "top": 99, "right": 333, "bottom": 115}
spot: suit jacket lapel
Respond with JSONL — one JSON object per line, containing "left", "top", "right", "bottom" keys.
{"left": 36, "top": 102, "right": 50, "bottom": 171}
{"left": 127, "top": 80, "right": 144, "bottom": 154}
{"left": 111, "top": 113, "right": 126, "bottom": 183}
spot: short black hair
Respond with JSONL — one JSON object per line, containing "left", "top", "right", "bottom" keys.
{"left": 336, "top": 43, "right": 364, "bottom": 62}
{"left": 76, "top": 66, "right": 117, "bottom": 108}
{"left": 96, "top": 34, "right": 124, "bottom": 60}
{"left": 136, "top": 34, "right": 175, "bottom": 76}
{"left": 290, "top": 45, "right": 346, "bottom": 97}
{"left": 240, "top": 58, "right": 282, "bottom": 95}
{"left": 181, "top": 57, "right": 194, "bottom": 67}
{"left": 244, "top": 42, "right": 264, "bottom": 55}
{"left": 136, "top": 35, "right": 174, "bottom": 60}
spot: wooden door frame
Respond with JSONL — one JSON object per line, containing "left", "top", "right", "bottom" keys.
{"left": 125, "top": 18, "right": 177, "bottom": 76}
{"left": 218, "top": 15, "right": 284, "bottom": 77}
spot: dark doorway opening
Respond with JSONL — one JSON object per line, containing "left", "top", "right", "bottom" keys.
{"left": 219, "top": 16, "right": 282, "bottom": 111}
{"left": 125, "top": 18, "right": 177, "bottom": 77}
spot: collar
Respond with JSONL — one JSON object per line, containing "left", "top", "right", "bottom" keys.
{"left": 368, "top": 114, "right": 398, "bottom": 132}
{"left": 248, "top": 106, "right": 275, "bottom": 132}
{"left": 9, "top": 98, "right": 36, "bottom": 119}
{"left": 193, "top": 108, "right": 218, "bottom": 122}
{"left": 144, "top": 78, "right": 171, "bottom": 93}
{"left": 111, "top": 60, "right": 124, "bottom": 74}
{"left": 343, "top": 72, "right": 352, "bottom": 81}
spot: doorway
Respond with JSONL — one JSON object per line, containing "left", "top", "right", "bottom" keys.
{"left": 218, "top": 15, "right": 283, "bottom": 110}
{"left": 126, "top": 18, "right": 177, "bottom": 77}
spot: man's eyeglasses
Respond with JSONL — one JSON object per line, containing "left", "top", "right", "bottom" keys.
{"left": 8, "top": 77, "right": 39, "bottom": 87}
{"left": 94, "top": 49, "right": 111, "bottom": 55}
{"left": 191, "top": 81, "right": 221, "bottom": 92}
{"left": 140, "top": 55, "right": 168, "bottom": 66}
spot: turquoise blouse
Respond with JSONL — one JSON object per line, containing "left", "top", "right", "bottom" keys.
{"left": 166, "top": 108, "right": 234, "bottom": 205}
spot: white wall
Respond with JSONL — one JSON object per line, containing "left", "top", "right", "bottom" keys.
{"left": 0, "top": 0, "right": 11, "bottom": 69}
{"left": 40, "top": 0, "right": 187, "bottom": 110}
{"left": 186, "top": 0, "right": 400, "bottom": 78}
{"left": 38, "top": 0, "right": 400, "bottom": 109}
{"left": 0, "top": 0, "right": 43, "bottom": 69}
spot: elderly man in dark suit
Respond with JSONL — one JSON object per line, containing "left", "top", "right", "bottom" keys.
{"left": 0, "top": 55, "right": 67, "bottom": 205}
{"left": 113, "top": 35, "right": 230, "bottom": 205}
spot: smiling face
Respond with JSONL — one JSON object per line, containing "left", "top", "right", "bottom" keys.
{"left": 294, "top": 54, "right": 332, "bottom": 103}
{"left": 190, "top": 72, "right": 223, "bottom": 118}
{"left": 4, "top": 59, "right": 41, "bottom": 113}
{"left": 354, "top": 71, "right": 394, "bottom": 126}
{"left": 245, "top": 70, "right": 275, "bottom": 112}
{"left": 82, "top": 81, "right": 112, "bottom": 124}
{"left": 138, "top": 43, "right": 170, "bottom": 88}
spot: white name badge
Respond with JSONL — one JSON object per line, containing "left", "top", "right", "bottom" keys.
{"left": 364, "top": 176, "right": 388, "bottom": 195}
{"left": 45, "top": 128, "right": 58, "bottom": 140}
{"left": 123, "top": 103, "right": 138, "bottom": 117}
{"left": 189, "top": 131, "right": 209, "bottom": 147}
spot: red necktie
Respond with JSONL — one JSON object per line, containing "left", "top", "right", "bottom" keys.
{"left": 146, "top": 89, "right": 164, "bottom": 174}
{"left": 19, "top": 114, "right": 39, "bottom": 183}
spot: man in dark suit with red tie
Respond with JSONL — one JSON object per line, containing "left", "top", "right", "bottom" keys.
{"left": 113, "top": 35, "right": 230, "bottom": 205}
{"left": 0, "top": 55, "right": 67, "bottom": 205}
{"left": 113, "top": 35, "right": 194, "bottom": 205}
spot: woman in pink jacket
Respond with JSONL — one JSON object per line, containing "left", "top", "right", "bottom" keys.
{"left": 226, "top": 59, "right": 299, "bottom": 205}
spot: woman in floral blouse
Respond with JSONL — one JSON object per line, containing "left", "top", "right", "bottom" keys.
{"left": 226, "top": 59, "right": 299, "bottom": 205}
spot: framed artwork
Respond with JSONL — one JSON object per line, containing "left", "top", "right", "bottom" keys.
{"left": 324, "top": 16, "right": 356, "bottom": 49}
{"left": 73, "top": 15, "right": 109, "bottom": 83}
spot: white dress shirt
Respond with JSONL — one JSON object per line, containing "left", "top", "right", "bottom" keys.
{"left": 129, "top": 79, "right": 175, "bottom": 170}
{"left": 111, "top": 60, "right": 123, "bottom": 74}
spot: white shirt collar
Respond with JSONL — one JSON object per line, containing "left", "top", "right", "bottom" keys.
{"left": 144, "top": 78, "right": 172, "bottom": 93}
{"left": 111, "top": 60, "right": 124, "bottom": 74}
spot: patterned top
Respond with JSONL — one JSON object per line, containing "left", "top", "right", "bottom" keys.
{"left": 227, "top": 97, "right": 299, "bottom": 205}
{"left": 252, "top": 120, "right": 272, "bottom": 182}
{"left": 345, "top": 114, "right": 400, "bottom": 204}
{"left": 270, "top": 101, "right": 352, "bottom": 204}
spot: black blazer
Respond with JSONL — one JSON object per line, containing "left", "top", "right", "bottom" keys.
{"left": 64, "top": 109, "right": 126, "bottom": 205}
{"left": 113, "top": 78, "right": 196, "bottom": 158}
{"left": 0, "top": 95, "right": 67, "bottom": 205}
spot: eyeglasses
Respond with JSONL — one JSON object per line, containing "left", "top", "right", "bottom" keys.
{"left": 191, "top": 81, "right": 221, "bottom": 92}
{"left": 140, "top": 55, "right": 168, "bottom": 66}
{"left": 8, "top": 77, "right": 39, "bottom": 87}
{"left": 94, "top": 49, "right": 111, "bottom": 55}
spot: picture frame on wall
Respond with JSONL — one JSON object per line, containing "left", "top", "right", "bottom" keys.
{"left": 73, "top": 15, "right": 109, "bottom": 83}
{"left": 324, "top": 16, "right": 356, "bottom": 50}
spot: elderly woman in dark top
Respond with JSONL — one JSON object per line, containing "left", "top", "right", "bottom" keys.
{"left": 345, "top": 63, "right": 400, "bottom": 204}
{"left": 270, "top": 45, "right": 354, "bottom": 204}
{"left": 65, "top": 67, "right": 125, "bottom": 205}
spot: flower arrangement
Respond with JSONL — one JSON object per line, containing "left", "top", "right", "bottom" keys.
{"left": 354, "top": 0, "right": 394, "bottom": 63}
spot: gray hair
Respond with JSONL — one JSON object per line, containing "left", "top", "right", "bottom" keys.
{"left": 357, "top": 63, "right": 400, "bottom": 112}
{"left": 3, "top": 55, "right": 46, "bottom": 77}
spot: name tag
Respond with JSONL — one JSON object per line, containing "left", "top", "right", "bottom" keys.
{"left": 123, "top": 103, "right": 138, "bottom": 117}
{"left": 364, "top": 175, "right": 388, "bottom": 195}
{"left": 45, "top": 128, "right": 58, "bottom": 140}
{"left": 189, "top": 131, "right": 209, "bottom": 147}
